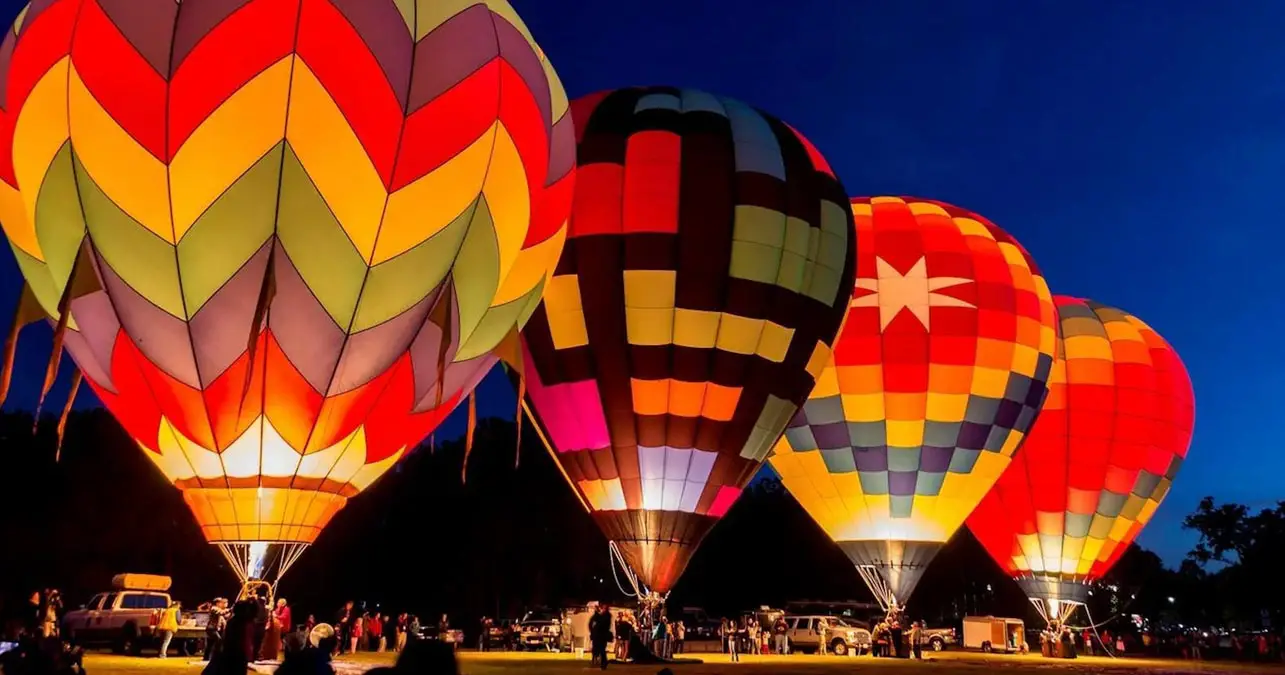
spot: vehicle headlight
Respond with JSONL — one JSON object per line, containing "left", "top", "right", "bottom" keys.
{"left": 847, "top": 631, "right": 856, "bottom": 638}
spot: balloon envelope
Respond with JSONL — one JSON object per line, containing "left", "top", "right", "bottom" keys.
{"left": 0, "top": 0, "right": 573, "bottom": 572}
{"left": 521, "top": 87, "right": 856, "bottom": 594}
{"left": 966, "top": 296, "right": 1195, "bottom": 618}
{"left": 769, "top": 196, "right": 1058, "bottom": 608}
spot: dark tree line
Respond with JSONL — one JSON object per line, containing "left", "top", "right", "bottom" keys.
{"left": 0, "top": 409, "right": 1274, "bottom": 634}
{"left": 1179, "top": 496, "right": 1285, "bottom": 629}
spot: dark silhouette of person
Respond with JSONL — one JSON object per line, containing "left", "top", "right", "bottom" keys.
{"left": 275, "top": 643, "right": 335, "bottom": 675}
{"left": 0, "top": 636, "right": 85, "bottom": 675}
{"left": 588, "top": 605, "right": 613, "bottom": 670}
{"left": 204, "top": 598, "right": 228, "bottom": 662}
{"left": 390, "top": 639, "right": 458, "bottom": 675}
{"left": 335, "top": 602, "right": 354, "bottom": 654}
{"left": 252, "top": 592, "right": 269, "bottom": 660}
{"left": 204, "top": 600, "right": 258, "bottom": 675}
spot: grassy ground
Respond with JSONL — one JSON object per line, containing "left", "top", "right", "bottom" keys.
{"left": 83, "top": 649, "right": 1285, "bottom": 675}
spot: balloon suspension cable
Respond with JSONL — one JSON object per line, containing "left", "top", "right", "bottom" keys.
{"left": 608, "top": 541, "right": 646, "bottom": 599}
{"left": 856, "top": 564, "right": 898, "bottom": 615}
{"left": 54, "top": 370, "right": 82, "bottom": 462}
{"left": 1081, "top": 604, "right": 1117, "bottom": 659}
{"left": 1029, "top": 597, "right": 1082, "bottom": 629}
{"left": 216, "top": 542, "right": 309, "bottom": 592}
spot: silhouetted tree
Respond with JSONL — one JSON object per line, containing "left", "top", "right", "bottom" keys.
{"left": 1183, "top": 496, "right": 1285, "bottom": 628}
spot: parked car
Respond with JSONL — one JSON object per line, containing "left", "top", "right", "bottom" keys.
{"left": 61, "top": 574, "right": 208, "bottom": 656}
{"left": 783, "top": 615, "right": 871, "bottom": 656}
{"left": 921, "top": 625, "right": 958, "bottom": 652}
{"left": 410, "top": 623, "right": 464, "bottom": 649}
{"left": 674, "top": 607, "right": 721, "bottom": 640}
{"left": 515, "top": 611, "right": 564, "bottom": 651}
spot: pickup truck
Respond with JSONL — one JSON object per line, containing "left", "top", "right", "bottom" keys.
{"left": 921, "top": 625, "right": 958, "bottom": 652}
{"left": 61, "top": 574, "right": 208, "bottom": 655}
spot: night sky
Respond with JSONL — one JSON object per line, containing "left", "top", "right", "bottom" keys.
{"left": 1, "top": 0, "right": 1278, "bottom": 568}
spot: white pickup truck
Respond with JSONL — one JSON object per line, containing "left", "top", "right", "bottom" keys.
{"left": 61, "top": 574, "right": 208, "bottom": 655}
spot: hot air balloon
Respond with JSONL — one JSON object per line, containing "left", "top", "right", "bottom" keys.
{"left": 517, "top": 87, "right": 856, "bottom": 601}
{"left": 769, "top": 196, "right": 1058, "bottom": 613}
{"left": 967, "top": 297, "right": 1194, "bottom": 627}
{"left": 0, "top": 0, "right": 573, "bottom": 590}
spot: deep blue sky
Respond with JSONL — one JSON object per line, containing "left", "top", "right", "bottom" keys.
{"left": 1, "top": 0, "right": 1279, "bottom": 567}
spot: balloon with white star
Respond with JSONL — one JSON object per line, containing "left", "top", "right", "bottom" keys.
{"left": 768, "top": 196, "right": 1058, "bottom": 612}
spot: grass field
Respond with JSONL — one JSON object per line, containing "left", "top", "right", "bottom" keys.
{"left": 81, "top": 649, "right": 1285, "bottom": 675}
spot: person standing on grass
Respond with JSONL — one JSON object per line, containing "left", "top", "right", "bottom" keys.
{"left": 773, "top": 616, "right": 789, "bottom": 655}
{"left": 369, "top": 612, "right": 384, "bottom": 652}
{"left": 350, "top": 614, "right": 364, "bottom": 654}
{"left": 394, "top": 613, "right": 409, "bottom": 653}
{"left": 588, "top": 604, "right": 613, "bottom": 670}
{"left": 157, "top": 600, "right": 181, "bottom": 658}
{"left": 205, "top": 598, "right": 228, "bottom": 662}
{"left": 335, "top": 602, "right": 354, "bottom": 654}
{"left": 273, "top": 598, "right": 292, "bottom": 657}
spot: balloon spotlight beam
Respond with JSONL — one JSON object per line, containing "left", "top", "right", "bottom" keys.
{"left": 217, "top": 542, "right": 309, "bottom": 591}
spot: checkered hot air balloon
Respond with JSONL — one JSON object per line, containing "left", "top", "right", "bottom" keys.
{"left": 966, "top": 297, "right": 1195, "bottom": 627}
{"left": 0, "top": 0, "right": 573, "bottom": 587}
{"left": 768, "top": 196, "right": 1058, "bottom": 613}
{"left": 518, "top": 87, "right": 857, "bottom": 597}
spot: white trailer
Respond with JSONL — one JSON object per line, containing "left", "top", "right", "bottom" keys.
{"left": 961, "top": 616, "right": 1025, "bottom": 653}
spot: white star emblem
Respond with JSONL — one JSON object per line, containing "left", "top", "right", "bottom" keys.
{"left": 851, "top": 257, "right": 975, "bottom": 331}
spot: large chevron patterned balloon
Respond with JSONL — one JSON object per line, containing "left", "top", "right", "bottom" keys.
{"left": 0, "top": 0, "right": 574, "bottom": 577}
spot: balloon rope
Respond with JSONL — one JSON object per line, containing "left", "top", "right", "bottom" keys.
{"left": 520, "top": 399, "right": 591, "bottom": 514}
{"left": 55, "top": 371, "right": 82, "bottom": 462}
{"left": 1064, "top": 611, "right": 1120, "bottom": 631}
{"left": 513, "top": 373, "right": 525, "bottom": 469}
{"left": 0, "top": 283, "right": 36, "bottom": 409}
{"left": 35, "top": 268, "right": 80, "bottom": 426}
{"left": 608, "top": 541, "right": 642, "bottom": 598}
{"left": 1082, "top": 605, "right": 1117, "bottom": 659}
{"left": 461, "top": 392, "right": 477, "bottom": 483}
{"left": 276, "top": 543, "right": 309, "bottom": 586}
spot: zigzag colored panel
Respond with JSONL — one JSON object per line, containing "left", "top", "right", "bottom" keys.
{"left": 0, "top": 0, "right": 574, "bottom": 545}
{"left": 769, "top": 196, "right": 1059, "bottom": 606}
{"left": 967, "top": 296, "right": 1195, "bottom": 605}
{"left": 521, "top": 87, "right": 857, "bottom": 594}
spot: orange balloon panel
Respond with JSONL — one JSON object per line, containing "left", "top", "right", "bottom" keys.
{"left": 967, "top": 297, "right": 1195, "bottom": 597}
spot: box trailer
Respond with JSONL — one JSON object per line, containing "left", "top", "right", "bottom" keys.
{"left": 961, "top": 616, "right": 1025, "bottom": 653}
